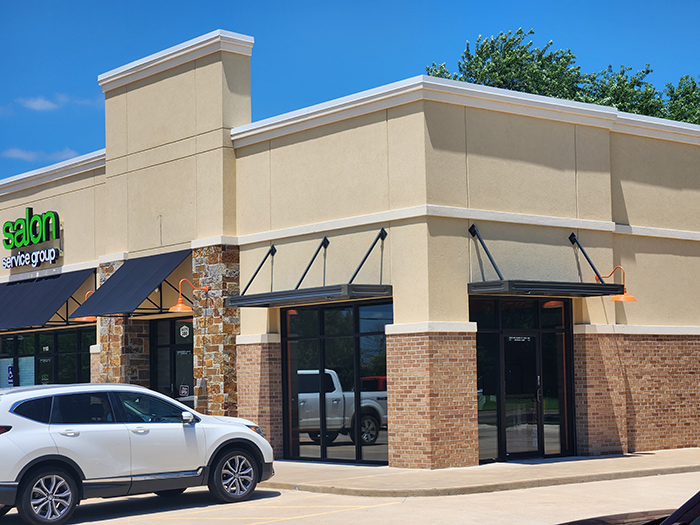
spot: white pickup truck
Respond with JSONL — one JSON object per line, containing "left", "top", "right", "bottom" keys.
{"left": 297, "top": 369, "right": 387, "bottom": 445}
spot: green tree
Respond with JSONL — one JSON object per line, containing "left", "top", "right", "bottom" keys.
{"left": 665, "top": 75, "right": 700, "bottom": 125}
{"left": 427, "top": 29, "right": 587, "bottom": 100}
{"left": 427, "top": 29, "right": 700, "bottom": 125}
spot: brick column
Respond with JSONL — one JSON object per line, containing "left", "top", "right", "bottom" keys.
{"left": 574, "top": 332, "right": 629, "bottom": 455}
{"left": 192, "top": 245, "right": 240, "bottom": 416}
{"left": 236, "top": 335, "right": 283, "bottom": 458}
{"left": 95, "top": 259, "right": 150, "bottom": 385}
{"left": 385, "top": 324, "right": 478, "bottom": 469}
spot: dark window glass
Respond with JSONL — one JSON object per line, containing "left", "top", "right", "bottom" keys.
{"left": 286, "top": 309, "right": 318, "bottom": 338}
{"left": 0, "top": 337, "right": 13, "bottom": 358}
{"left": 325, "top": 337, "right": 354, "bottom": 391}
{"left": 501, "top": 300, "right": 536, "bottom": 330}
{"left": 358, "top": 304, "right": 393, "bottom": 333}
{"left": 297, "top": 372, "right": 334, "bottom": 394}
{"left": 156, "top": 320, "right": 170, "bottom": 345}
{"left": 175, "top": 319, "right": 193, "bottom": 344}
{"left": 38, "top": 358, "right": 52, "bottom": 384}
{"left": 324, "top": 307, "right": 353, "bottom": 335}
{"left": 360, "top": 335, "right": 386, "bottom": 384}
{"left": 116, "top": 392, "right": 184, "bottom": 423}
{"left": 470, "top": 299, "right": 498, "bottom": 330}
{"left": 81, "top": 331, "right": 96, "bottom": 352}
{"left": 477, "top": 332, "right": 499, "bottom": 462}
{"left": 79, "top": 354, "right": 90, "bottom": 383}
{"left": 57, "top": 354, "right": 76, "bottom": 384}
{"left": 39, "top": 334, "right": 53, "bottom": 354}
{"left": 13, "top": 397, "right": 52, "bottom": 423}
{"left": 52, "top": 393, "right": 114, "bottom": 424}
{"left": 541, "top": 301, "right": 565, "bottom": 329}
{"left": 57, "top": 331, "right": 77, "bottom": 353}
{"left": 18, "top": 335, "right": 35, "bottom": 356}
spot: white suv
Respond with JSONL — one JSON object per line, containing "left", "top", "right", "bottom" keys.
{"left": 0, "top": 383, "right": 274, "bottom": 525}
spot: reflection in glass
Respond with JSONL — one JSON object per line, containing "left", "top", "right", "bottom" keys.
{"left": 504, "top": 336, "right": 538, "bottom": 455}
{"left": 477, "top": 333, "right": 499, "bottom": 461}
{"left": 501, "top": 301, "right": 536, "bottom": 330}
{"left": 18, "top": 356, "right": 34, "bottom": 386}
{"left": 360, "top": 335, "right": 388, "bottom": 462}
{"left": 18, "top": 335, "right": 35, "bottom": 356}
{"left": 324, "top": 308, "right": 353, "bottom": 335}
{"left": 175, "top": 349, "right": 193, "bottom": 406}
{"left": 359, "top": 303, "right": 393, "bottom": 333}
{"left": 38, "top": 357, "right": 52, "bottom": 385}
{"left": 287, "top": 309, "right": 319, "bottom": 338}
{"left": 155, "top": 348, "right": 171, "bottom": 396}
{"left": 542, "top": 333, "right": 566, "bottom": 455}
{"left": 39, "top": 333, "right": 53, "bottom": 353}
{"left": 58, "top": 354, "right": 76, "bottom": 383}
{"left": 289, "top": 340, "right": 321, "bottom": 459}
{"left": 57, "top": 331, "right": 77, "bottom": 353}
{"left": 326, "top": 337, "right": 355, "bottom": 461}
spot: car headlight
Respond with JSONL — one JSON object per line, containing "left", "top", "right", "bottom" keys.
{"left": 246, "top": 424, "right": 264, "bottom": 437}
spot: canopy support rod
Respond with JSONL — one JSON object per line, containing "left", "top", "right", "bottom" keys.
{"left": 469, "top": 224, "right": 504, "bottom": 281}
{"left": 241, "top": 245, "right": 277, "bottom": 296}
{"left": 348, "top": 228, "right": 388, "bottom": 284}
{"left": 296, "top": 237, "right": 330, "bottom": 290}
{"left": 568, "top": 232, "right": 605, "bottom": 283}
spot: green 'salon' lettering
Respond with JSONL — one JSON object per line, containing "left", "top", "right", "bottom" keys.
{"left": 2, "top": 208, "right": 60, "bottom": 250}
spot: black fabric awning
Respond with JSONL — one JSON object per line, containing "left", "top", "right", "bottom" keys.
{"left": 70, "top": 250, "right": 190, "bottom": 318}
{"left": 226, "top": 284, "right": 393, "bottom": 308}
{"left": 0, "top": 269, "right": 94, "bottom": 330}
{"left": 468, "top": 280, "right": 624, "bottom": 297}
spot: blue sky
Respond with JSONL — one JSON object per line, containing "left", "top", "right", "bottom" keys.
{"left": 1, "top": 0, "right": 698, "bottom": 180}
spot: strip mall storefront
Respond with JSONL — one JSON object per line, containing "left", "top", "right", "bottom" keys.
{"left": 2, "top": 30, "right": 700, "bottom": 469}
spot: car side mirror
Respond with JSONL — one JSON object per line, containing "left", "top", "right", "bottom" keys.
{"left": 182, "top": 411, "right": 195, "bottom": 425}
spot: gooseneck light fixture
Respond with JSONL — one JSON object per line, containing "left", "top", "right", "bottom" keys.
{"left": 596, "top": 266, "right": 637, "bottom": 302}
{"left": 169, "top": 279, "right": 209, "bottom": 313}
{"left": 74, "top": 291, "right": 97, "bottom": 323}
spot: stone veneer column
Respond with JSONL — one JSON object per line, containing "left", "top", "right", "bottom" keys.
{"left": 192, "top": 245, "right": 240, "bottom": 416}
{"left": 236, "top": 334, "right": 283, "bottom": 458}
{"left": 385, "top": 322, "right": 478, "bottom": 469}
{"left": 96, "top": 259, "right": 150, "bottom": 385}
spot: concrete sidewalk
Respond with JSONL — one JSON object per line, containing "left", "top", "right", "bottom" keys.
{"left": 261, "top": 448, "right": 700, "bottom": 497}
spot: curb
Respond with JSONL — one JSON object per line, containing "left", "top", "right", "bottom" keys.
{"left": 260, "top": 464, "right": 700, "bottom": 498}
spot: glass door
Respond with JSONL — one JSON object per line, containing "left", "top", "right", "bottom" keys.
{"left": 151, "top": 318, "right": 194, "bottom": 407}
{"left": 504, "top": 335, "right": 541, "bottom": 457}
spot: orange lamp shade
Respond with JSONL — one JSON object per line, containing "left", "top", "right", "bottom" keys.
{"left": 169, "top": 279, "right": 209, "bottom": 313}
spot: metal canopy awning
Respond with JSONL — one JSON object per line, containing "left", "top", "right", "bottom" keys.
{"left": 70, "top": 250, "right": 190, "bottom": 318}
{"left": 0, "top": 269, "right": 94, "bottom": 330}
{"left": 468, "top": 280, "right": 624, "bottom": 297}
{"left": 226, "top": 284, "right": 393, "bottom": 309}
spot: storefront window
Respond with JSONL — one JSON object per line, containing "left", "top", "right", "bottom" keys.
{"left": 0, "top": 329, "right": 94, "bottom": 387}
{"left": 283, "top": 301, "right": 391, "bottom": 465}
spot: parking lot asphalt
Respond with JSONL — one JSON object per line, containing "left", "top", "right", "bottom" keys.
{"left": 261, "top": 447, "right": 700, "bottom": 497}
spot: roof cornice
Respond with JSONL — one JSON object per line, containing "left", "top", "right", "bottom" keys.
{"left": 0, "top": 149, "right": 106, "bottom": 197}
{"left": 231, "top": 75, "right": 700, "bottom": 148}
{"left": 98, "top": 29, "right": 254, "bottom": 93}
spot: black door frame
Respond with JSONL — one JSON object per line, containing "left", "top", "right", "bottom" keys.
{"left": 473, "top": 296, "right": 575, "bottom": 462}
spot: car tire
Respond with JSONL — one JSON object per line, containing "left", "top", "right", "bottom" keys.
{"left": 16, "top": 468, "right": 78, "bottom": 525}
{"left": 352, "top": 414, "right": 379, "bottom": 446}
{"left": 208, "top": 449, "right": 258, "bottom": 503}
{"left": 308, "top": 431, "right": 339, "bottom": 444}
{"left": 154, "top": 488, "right": 186, "bottom": 497}
{"left": 0, "top": 504, "right": 11, "bottom": 517}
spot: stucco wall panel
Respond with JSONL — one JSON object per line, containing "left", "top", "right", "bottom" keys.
{"left": 387, "top": 102, "right": 427, "bottom": 209}
{"left": 125, "top": 63, "right": 197, "bottom": 154}
{"left": 466, "top": 108, "right": 577, "bottom": 218}
{"left": 424, "top": 101, "right": 468, "bottom": 207}
{"left": 611, "top": 134, "right": 700, "bottom": 230}
{"left": 426, "top": 217, "right": 469, "bottom": 322}
{"left": 575, "top": 126, "right": 612, "bottom": 221}
{"left": 235, "top": 142, "right": 271, "bottom": 236}
{"left": 611, "top": 234, "right": 700, "bottom": 326}
{"left": 127, "top": 159, "right": 197, "bottom": 253}
{"left": 268, "top": 112, "right": 389, "bottom": 230}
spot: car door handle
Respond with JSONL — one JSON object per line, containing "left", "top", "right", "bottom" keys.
{"left": 59, "top": 429, "right": 79, "bottom": 437}
{"left": 331, "top": 399, "right": 341, "bottom": 404}
{"left": 131, "top": 427, "right": 149, "bottom": 434}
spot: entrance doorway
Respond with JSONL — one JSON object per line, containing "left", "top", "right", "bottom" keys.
{"left": 472, "top": 298, "right": 573, "bottom": 461}
{"left": 150, "top": 318, "right": 194, "bottom": 407}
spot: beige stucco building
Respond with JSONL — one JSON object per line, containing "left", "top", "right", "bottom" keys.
{"left": 2, "top": 30, "right": 700, "bottom": 468}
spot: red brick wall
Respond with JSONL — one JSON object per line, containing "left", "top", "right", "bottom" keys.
{"left": 575, "top": 333, "right": 700, "bottom": 455}
{"left": 386, "top": 331, "right": 478, "bottom": 469}
{"left": 236, "top": 341, "right": 283, "bottom": 459}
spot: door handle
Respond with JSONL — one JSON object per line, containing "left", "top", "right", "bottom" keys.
{"left": 59, "top": 429, "right": 79, "bottom": 437}
{"left": 131, "top": 427, "right": 149, "bottom": 435}
{"left": 332, "top": 398, "right": 341, "bottom": 404}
